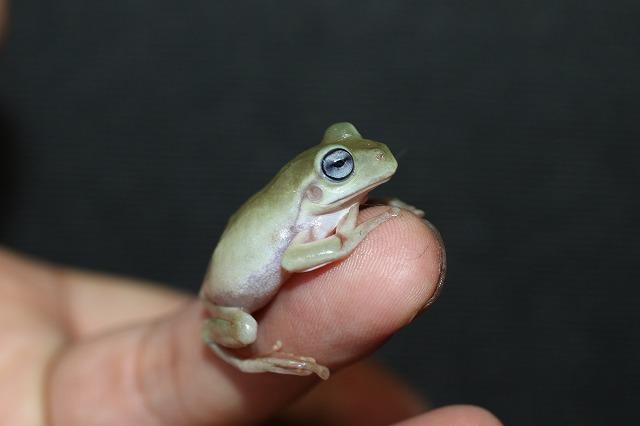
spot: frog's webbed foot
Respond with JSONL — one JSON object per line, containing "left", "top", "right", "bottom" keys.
{"left": 201, "top": 305, "right": 330, "bottom": 380}
{"left": 203, "top": 330, "right": 330, "bottom": 380}
{"left": 257, "top": 340, "right": 330, "bottom": 379}
{"left": 240, "top": 350, "right": 329, "bottom": 380}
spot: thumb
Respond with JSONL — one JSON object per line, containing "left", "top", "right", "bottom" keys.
{"left": 48, "top": 209, "right": 445, "bottom": 425}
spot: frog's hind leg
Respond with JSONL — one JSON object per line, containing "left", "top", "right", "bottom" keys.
{"left": 201, "top": 304, "right": 330, "bottom": 380}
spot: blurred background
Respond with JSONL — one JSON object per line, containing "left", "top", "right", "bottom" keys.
{"left": 1, "top": 1, "right": 639, "bottom": 424}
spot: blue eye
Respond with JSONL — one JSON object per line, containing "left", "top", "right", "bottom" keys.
{"left": 321, "top": 148, "right": 354, "bottom": 181}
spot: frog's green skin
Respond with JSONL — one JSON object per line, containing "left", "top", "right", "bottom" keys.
{"left": 200, "top": 123, "right": 399, "bottom": 380}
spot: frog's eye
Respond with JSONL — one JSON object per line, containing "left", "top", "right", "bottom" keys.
{"left": 321, "top": 148, "right": 354, "bottom": 181}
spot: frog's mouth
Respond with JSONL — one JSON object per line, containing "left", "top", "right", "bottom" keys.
{"left": 324, "top": 177, "right": 391, "bottom": 211}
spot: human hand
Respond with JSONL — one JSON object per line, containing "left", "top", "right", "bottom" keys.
{"left": 0, "top": 210, "right": 500, "bottom": 425}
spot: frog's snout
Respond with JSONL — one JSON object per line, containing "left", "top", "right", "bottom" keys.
{"left": 375, "top": 145, "right": 398, "bottom": 176}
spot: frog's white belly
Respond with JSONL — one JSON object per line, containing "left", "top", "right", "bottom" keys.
{"left": 204, "top": 230, "right": 293, "bottom": 312}
{"left": 203, "top": 205, "right": 352, "bottom": 312}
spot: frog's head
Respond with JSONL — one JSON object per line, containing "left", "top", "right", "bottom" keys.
{"left": 302, "top": 122, "right": 398, "bottom": 214}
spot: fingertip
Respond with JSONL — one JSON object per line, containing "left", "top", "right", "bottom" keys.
{"left": 394, "top": 405, "right": 503, "bottom": 426}
{"left": 354, "top": 207, "right": 447, "bottom": 329}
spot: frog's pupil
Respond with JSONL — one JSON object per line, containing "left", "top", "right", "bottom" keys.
{"left": 321, "top": 148, "right": 354, "bottom": 181}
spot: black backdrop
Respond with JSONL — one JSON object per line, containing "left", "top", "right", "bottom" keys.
{"left": 1, "top": 1, "right": 639, "bottom": 424}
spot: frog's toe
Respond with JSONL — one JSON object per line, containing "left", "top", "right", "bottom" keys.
{"left": 257, "top": 354, "right": 330, "bottom": 380}
{"left": 205, "top": 338, "right": 330, "bottom": 379}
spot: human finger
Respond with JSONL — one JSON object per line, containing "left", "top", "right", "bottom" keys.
{"left": 0, "top": 247, "right": 189, "bottom": 337}
{"left": 48, "top": 208, "right": 445, "bottom": 425}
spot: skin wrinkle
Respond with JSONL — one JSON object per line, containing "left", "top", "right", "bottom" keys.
{"left": 51, "top": 266, "right": 79, "bottom": 339}
{"left": 168, "top": 312, "right": 194, "bottom": 425}
{"left": 406, "top": 244, "right": 430, "bottom": 262}
{"left": 199, "top": 349, "right": 260, "bottom": 424}
{"left": 18, "top": 336, "right": 62, "bottom": 424}
{"left": 44, "top": 340, "right": 69, "bottom": 426}
{"left": 5, "top": 259, "right": 70, "bottom": 426}
{"left": 173, "top": 308, "right": 236, "bottom": 426}
{"left": 135, "top": 320, "right": 173, "bottom": 426}
{"left": 144, "top": 311, "right": 208, "bottom": 426}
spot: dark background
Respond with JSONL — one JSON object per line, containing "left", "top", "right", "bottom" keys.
{"left": 1, "top": 1, "right": 639, "bottom": 424}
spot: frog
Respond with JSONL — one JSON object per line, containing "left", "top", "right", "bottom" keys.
{"left": 200, "top": 122, "right": 405, "bottom": 380}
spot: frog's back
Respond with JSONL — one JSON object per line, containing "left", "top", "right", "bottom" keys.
{"left": 202, "top": 156, "right": 313, "bottom": 311}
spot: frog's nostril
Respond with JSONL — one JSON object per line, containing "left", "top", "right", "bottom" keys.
{"left": 375, "top": 150, "right": 385, "bottom": 161}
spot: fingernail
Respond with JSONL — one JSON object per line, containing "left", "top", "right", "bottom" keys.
{"left": 418, "top": 218, "right": 447, "bottom": 313}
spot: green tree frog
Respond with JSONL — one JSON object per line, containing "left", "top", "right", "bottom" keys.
{"left": 200, "top": 122, "right": 406, "bottom": 380}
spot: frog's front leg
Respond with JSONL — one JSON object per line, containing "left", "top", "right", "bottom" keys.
{"left": 201, "top": 300, "right": 330, "bottom": 380}
{"left": 282, "top": 206, "right": 400, "bottom": 272}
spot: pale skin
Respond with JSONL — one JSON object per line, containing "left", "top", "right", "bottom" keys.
{"left": 0, "top": 3, "right": 502, "bottom": 424}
